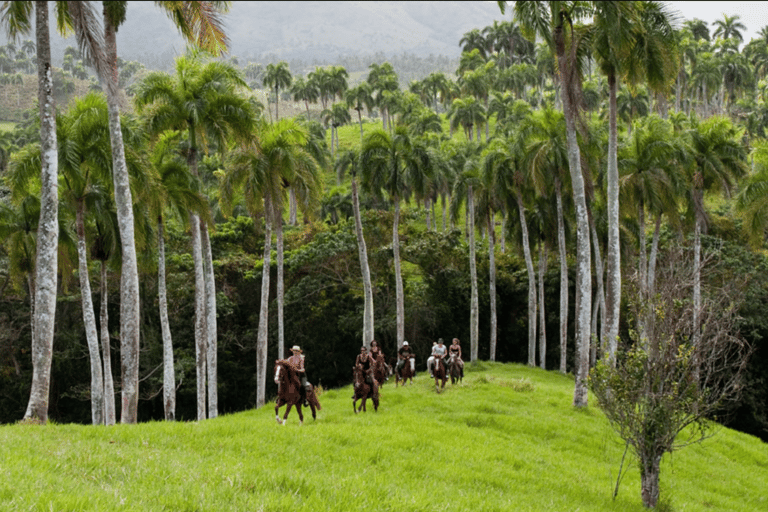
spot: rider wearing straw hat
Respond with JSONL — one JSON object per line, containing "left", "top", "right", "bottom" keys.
{"left": 287, "top": 345, "right": 310, "bottom": 406}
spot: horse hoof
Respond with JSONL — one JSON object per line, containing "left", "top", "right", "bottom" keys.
{"left": 275, "top": 416, "right": 282, "bottom": 425}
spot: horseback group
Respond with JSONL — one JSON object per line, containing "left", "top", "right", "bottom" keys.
{"left": 274, "top": 345, "right": 321, "bottom": 425}
{"left": 427, "top": 338, "right": 464, "bottom": 393}
{"left": 352, "top": 340, "right": 389, "bottom": 413}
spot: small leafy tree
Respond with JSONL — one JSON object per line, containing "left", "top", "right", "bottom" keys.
{"left": 589, "top": 247, "right": 750, "bottom": 509}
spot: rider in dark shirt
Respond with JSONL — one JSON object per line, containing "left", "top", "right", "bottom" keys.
{"left": 396, "top": 341, "right": 414, "bottom": 377}
{"left": 354, "top": 346, "right": 378, "bottom": 396}
{"left": 449, "top": 337, "right": 464, "bottom": 378}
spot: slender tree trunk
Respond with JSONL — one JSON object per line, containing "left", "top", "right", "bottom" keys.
{"left": 393, "top": 198, "right": 405, "bottom": 348}
{"left": 76, "top": 202, "right": 104, "bottom": 425}
{"left": 640, "top": 454, "right": 662, "bottom": 508}
{"left": 647, "top": 213, "right": 662, "bottom": 297}
{"left": 157, "top": 219, "right": 175, "bottom": 421}
{"left": 537, "top": 242, "right": 548, "bottom": 370}
{"left": 201, "top": 222, "right": 217, "bottom": 419}
{"left": 100, "top": 261, "right": 116, "bottom": 425}
{"left": 468, "top": 187, "right": 479, "bottom": 362}
{"left": 605, "top": 72, "right": 621, "bottom": 365}
{"left": 289, "top": 187, "right": 297, "bottom": 226}
{"left": 557, "top": 22, "right": 591, "bottom": 408}
{"left": 487, "top": 214, "right": 497, "bottom": 361}
{"left": 693, "top": 203, "right": 702, "bottom": 349}
{"left": 190, "top": 214, "right": 207, "bottom": 420}
{"left": 637, "top": 201, "right": 648, "bottom": 345}
{"left": 352, "top": 177, "right": 374, "bottom": 348}
{"left": 25, "top": 0, "right": 58, "bottom": 423}
{"left": 104, "top": 12, "right": 140, "bottom": 424}
{"left": 556, "top": 182, "right": 568, "bottom": 374}
{"left": 589, "top": 212, "right": 606, "bottom": 365}
{"left": 276, "top": 210, "right": 285, "bottom": 360}
{"left": 256, "top": 199, "right": 272, "bottom": 408}
{"left": 516, "top": 192, "right": 537, "bottom": 366}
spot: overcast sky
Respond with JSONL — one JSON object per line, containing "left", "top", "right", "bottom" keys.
{"left": 666, "top": 1, "right": 768, "bottom": 44}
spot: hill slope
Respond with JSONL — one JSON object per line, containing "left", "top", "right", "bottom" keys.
{"left": 1, "top": 363, "right": 765, "bottom": 511}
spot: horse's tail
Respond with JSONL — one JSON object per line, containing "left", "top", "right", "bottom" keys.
{"left": 309, "top": 389, "right": 322, "bottom": 411}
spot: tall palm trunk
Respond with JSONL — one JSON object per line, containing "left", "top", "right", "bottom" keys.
{"left": 256, "top": 197, "right": 273, "bottom": 408}
{"left": 555, "top": 180, "right": 568, "bottom": 374}
{"left": 537, "top": 242, "right": 548, "bottom": 369}
{"left": 590, "top": 215, "right": 606, "bottom": 366}
{"left": 25, "top": 1, "right": 58, "bottom": 423}
{"left": 605, "top": 72, "right": 621, "bottom": 365}
{"left": 393, "top": 198, "right": 405, "bottom": 348}
{"left": 201, "top": 222, "right": 217, "bottom": 418}
{"left": 190, "top": 214, "right": 207, "bottom": 420}
{"left": 276, "top": 211, "right": 285, "bottom": 359}
{"left": 516, "top": 191, "right": 537, "bottom": 366}
{"left": 468, "top": 186, "right": 478, "bottom": 362}
{"left": 487, "top": 214, "right": 497, "bottom": 361}
{"left": 100, "top": 261, "right": 116, "bottom": 425}
{"left": 76, "top": 201, "right": 104, "bottom": 425}
{"left": 104, "top": 11, "right": 141, "bottom": 424}
{"left": 352, "top": 176, "right": 375, "bottom": 347}
{"left": 157, "top": 219, "right": 175, "bottom": 420}
{"left": 556, "top": 22, "right": 591, "bottom": 408}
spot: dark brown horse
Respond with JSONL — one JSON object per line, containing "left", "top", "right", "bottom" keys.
{"left": 449, "top": 354, "right": 462, "bottom": 385}
{"left": 395, "top": 356, "right": 414, "bottom": 387}
{"left": 372, "top": 352, "right": 391, "bottom": 386}
{"left": 352, "top": 363, "right": 379, "bottom": 413}
{"left": 434, "top": 356, "right": 448, "bottom": 393}
{"left": 274, "top": 359, "right": 321, "bottom": 425}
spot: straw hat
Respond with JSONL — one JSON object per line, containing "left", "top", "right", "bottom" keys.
{"left": 290, "top": 345, "right": 302, "bottom": 352}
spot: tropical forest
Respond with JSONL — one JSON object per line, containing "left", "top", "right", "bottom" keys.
{"left": 1, "top": 2, "right": 768, "bottom": 511}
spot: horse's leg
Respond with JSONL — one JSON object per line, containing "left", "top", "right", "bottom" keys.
{"left": 283, "top": 403, "right": 293, "bottom": 425}
{"left": 353, "top": 397, "right": 359, "bottom": 414}
{"left": 297, "top": 403, "right": 304, "bottom": 426}
{"left": 275, "top": 399, "right": 283, "bottom": 424}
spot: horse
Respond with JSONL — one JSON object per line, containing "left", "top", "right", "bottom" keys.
{"left": 274, "top": 359, "right": 321, "bottom": 425}
{"left": 372, "top": 352, "right": 391, "bottom": 387}
{"left": 352, "top": 363, "right": 379, "bottom": 413}
{"left": 395, "top": 356, "right": 414, "bottom": 387}
{"left": 434, "top": 356, "right": 448, "bottom": 393}
{"left": 449, "top": 354, "right": 462, "bottom": 385}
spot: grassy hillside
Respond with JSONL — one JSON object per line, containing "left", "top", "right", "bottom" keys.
{"left": 1, "top": 363, "right": 765, "bottom": 511}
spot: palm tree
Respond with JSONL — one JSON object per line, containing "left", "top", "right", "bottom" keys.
{"left": 346, "top": 83, "right": 375, "bottom": 142}
{"left": 134, "top": 49, "right": 254, "bottom": 420}
{"left": 263, "top": 61, "right": 292, "bottom": 121}
{"left": 513, "top": 0, "right": 592, "bottom": 406}
{"left": 361, "top": 127, "right": 422, "bottom": 350}
{"left": 222, "top": 118, "right": 320, "bottom": 406}
{"left": 367, "top": 62, "right": 399, "bottom": 131}
{"left": 447, "top": 96, "right": 485, "bottom": 141}
{"left": 459, "top": 28, "right": 488, "bottom": 59}
{"left": 685, "top": 116, "right": 746, "bottom": 349}
{"left": 1, "top": 0, "right": 60, "bottom": 423}
{"left": 321, "top": 102, "right": 351, "bottom": 158}
{"left": 290, "top": 76, "right": 319, "bottom": 119}
{"left": 713, "top": 14, "right": 746, "bottom": 44}
{"left": 335, "top": 149, "right": 375, "bottom": 347}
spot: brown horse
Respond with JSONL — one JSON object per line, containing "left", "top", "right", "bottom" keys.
{"left": 372, "top": 352, "right": 391, "bottom": 387}
{"left": 434, "top": 356, "right": 448, "bottom": 393}
{"left": 274, "top": 359, "right": 321, "bottom": 425}
{"left": 352, "top": 363, "right": 379, "bottom": 413}
{"left": 395, "top": 357, "right": 414, "bottom": 387}
{"left": 449, "top": 354, "right": 462, "bottom": 385}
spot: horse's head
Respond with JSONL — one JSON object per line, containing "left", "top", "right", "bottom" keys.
{"left": 274, "top": 360, "right": 284, "bottom": 384}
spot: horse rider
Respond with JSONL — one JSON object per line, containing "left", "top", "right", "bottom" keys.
{"left": 354, "top": 346, "right": 378, "bottom": 397}
{"left": 369, "top": 340, "right": 388, "bottom": 382}
{"left": 429, "top": 338, "right": 447, "bottom": 377}
{"left": 449, "top": 337, "right": 465, "bottom": 378}
{"left": 287, "top": 345, "right": 311, "bottom": 406}
{"left": 396, "top": 341, "right": 415, "bottom": 378}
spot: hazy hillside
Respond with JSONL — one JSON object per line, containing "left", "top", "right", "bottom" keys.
{"left": 37, "top": 1, "right": 502, "bottom": 69}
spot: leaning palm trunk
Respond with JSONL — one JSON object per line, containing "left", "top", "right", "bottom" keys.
{"left": 516, "top": 191, "right": 537, "bottom": 366}
{"left": 103, "top": 13, "right": 141, "bottom": 424}
{"left": 190, "top": 214, "right": 207, "bottom": 420}
{"left": 76, "top": 203, "right": 104, "bottom": 425}
{"left": 100, "top": 261, "right": 116, "bottom": 425}
{"left": 537, "top": 242, "right": 548, "bottom": 369}
{"left": 157, "top": 219, "right": 175, "bottom": 421}
{"left": 555, "top": 181, "right": 568, "bottom": 374}
{"left": 201, "top": 222, "right": 217, "bottom": 419}
{"left": 351, "top": 178, "right": 374, "bottom": 348}
{"left": 468, "top": 187, "right": 479, "bottom": 362}
{"left": 25, "top": 1, "right": 58, "bottom": 423}
{"left": 487, "top": 214, "right": 498, "bottom": 361}
{"left": 256, "top": 198, "right": 273, "bottom": 408}
{"left": 604, "top": 73, "right": 621, "bottom": 365}
{"left": 393, "top": 199, "right": 405, "bottom": 348}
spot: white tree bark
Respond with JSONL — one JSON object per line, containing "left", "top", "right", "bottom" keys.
{"left": 157, "top": 221, "right": 175, "bottom": 421}
{"left": 537, "top": 242, "right": 548, "bottom": 370}
{"left": 201, "top": 222, "right": 217, "bottom": 419}
{"left": 100, "top": 262, "right": 116, "bottom": 425}
{"left": 256, "top": 201, "right": 272, "bottom": 408}
{"left": 76, "top": 203, "right": 104, "bottom": 425}
{"left": 276, "top": 210, "right": 285, "bottom": 359}
{"left": 190, "top": 214, "right": 207, "bottom": 420}
{"left": 104, "top": 12, "right": 141, "bottom": 424}
{"left": 487, "top": 214, "right": 497, "bottom": 361}
{"left": 393, "top": 199, "right": 405, "bottom": 348}
{"left": 604, "top": 73, "right": 621, "bottom": 365}
{"left": 25, "top": 0, "right": 58, "bottom": 423}
{"left": 351, "top": 177, "right": 375, "bottom": 348}
{"left": 555, "top": 182, "right": 568, "bottom": 374}
{"left": 468, "top": 187, "right": 478, "bottom": 362}
{"left": 516, "top": 192, "right": 537, "bottom": 367}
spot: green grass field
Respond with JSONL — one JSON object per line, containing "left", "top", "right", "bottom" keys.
{"left": 1, "top": 362, "right": 766, "bottom": 511}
